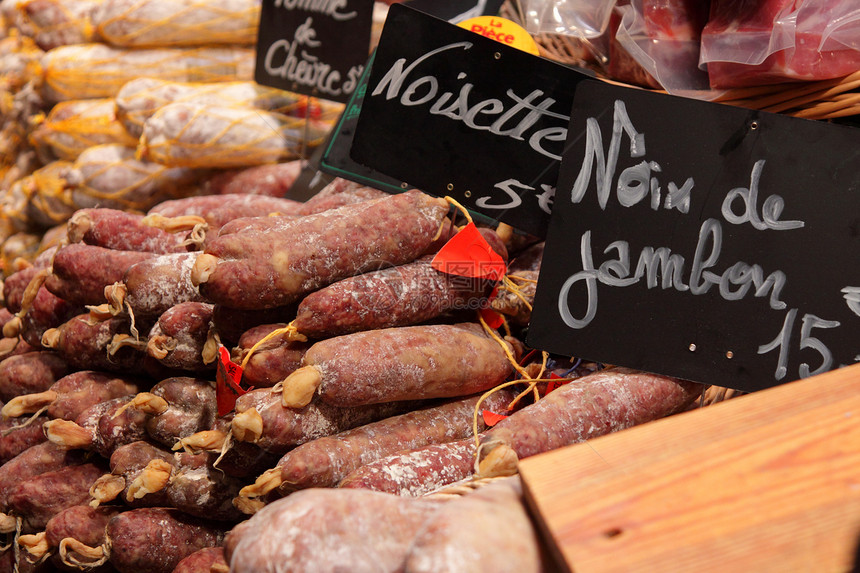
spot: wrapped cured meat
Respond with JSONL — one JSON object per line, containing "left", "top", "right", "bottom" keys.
{"left": 29, "top": 98, "right": 138, "bottom": 162}
{"left": 40, "top": 43, "right": 255, "bottom": 102}
{"left": 67, "top": 144, "right": 207, "bottom": 212}
{"left": 115, "top": 78, "right": 306, "bottom": 138}
{"left": 9, "top": 0, "right": 103, "bottom": 50}
{"left": 94, "top": 0, "right": 261, "bottom": 48}
{"left": 139, "top": 102, "right": 330, "bottom": 169}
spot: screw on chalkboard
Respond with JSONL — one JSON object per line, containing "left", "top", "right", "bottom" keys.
{"left": 447, "top": 183, "right": 454, "bottom": 191}
{"left": 400, "top": 182, "right": 408, "bottom": 189}
{"left": 750, "top": 121, "right": 759, "bottom": 130}
{"left": 726, "top": 351, "right": 734, "bottom": 359}
{"left": 464, "top": 190, "right": 472, "bottom": 198}
{"left": 688, "top": 344, "right": 697, "bottom": 352}
{"left": 494, "top": 52, "right": 501, "bottom": 60}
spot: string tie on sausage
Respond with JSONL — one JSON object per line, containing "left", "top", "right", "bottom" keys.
{"left": 240, "top": 320, "right": 306, "bottom": 370}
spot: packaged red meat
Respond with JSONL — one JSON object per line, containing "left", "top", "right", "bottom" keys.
{"left": 701, "top": 0, "right": 860, "bottom": 88}
{"left": 613, "top": 0, "right": 711, "bottom": 93}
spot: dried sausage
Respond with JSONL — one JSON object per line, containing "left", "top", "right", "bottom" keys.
{"left": 192, "top": 190, "right": 450, "bottom": 310}
{"left": 280, "top": 323, "right": 514, "bottom": 408}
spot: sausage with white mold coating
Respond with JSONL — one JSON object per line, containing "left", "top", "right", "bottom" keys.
{"left": 272, "top": 389, "right": 519, "bottom": 494}
{"left": 404, "top": 476, "right": 547, "bottom": 573}
{"left": 201, "top": 161, "right": 304, "bottom": 197}
{"left": 0, "top": 443, "right": 87, "bottom": 514}
{"left": 89, "top": 440, "right": 211, "bottom": 509}
{"left": 0, "top": 350, "right": 69, "bottom": 402}
{"left": 44, "top": 244, "right": 155, "bottom": 306}
{"left": 230, "top": 322, "right": 310, "bottom": 388}
{"left": 144, "top": 302, "right": 216, "bottom": 373}
{"left": 288, "top": 254, "right": 497, "bottom": 340}
{"left": 66, "top": 208, "right": 189, "bottom": 253}
{"left": 147, "top": 193, "right": 304, "bottom": 229}
{"left": 43, "top": 396, "right": 150, "bottom": 458}
{"left": 0, "top": 413, "right": 49, "bottom": 465}
{"left": 172, "top": 546, "right": 227, "bottom": 573}
{"left": 140, "top": 377, "right": 217, "bottom": 449}
{"left": 41, "top": 314, "right": 162, "bottom": 375}
{"left": 8, "top": 461, "right": 107, "bottom": 532}
{"left": 231, "top": 388, "right": 426, "bottom": 455}
{"left": 43, "top": 504, "right": 123, "bottom": 572}
{"left": 1, "top": 370, "right": 145, "bottom": 422}
{"left": 108, "top": 251, "right": 206, "bottom": 320}
{"left": 475, "top": 367, "right": 704, "bottom": 477}
{"left": 104, "top": 507, "right": 226, "bottom": 573}
{"left": 192, "top": 190, "right": 450, "bottom": 310}
{"left": 166, "top": 463, "right": 246, "bottom": 522}
{"left": 16, "top": 286, "right": 84, "bottom": 349}
{"left": 338, "top": 437, "right": 480, "bottom": 497}
{"left": 280, "top": 323, "right": 514, "bottom": 408}
{"left": 225, "top": 488, "right": 444, "bottom": 573}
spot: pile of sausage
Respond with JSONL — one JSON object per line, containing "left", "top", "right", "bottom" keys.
{"left": 0, "top": 173, "right": 705, "bottom": 572}
{"left": 0, "top": 2, "right": 709, "bottom": 572}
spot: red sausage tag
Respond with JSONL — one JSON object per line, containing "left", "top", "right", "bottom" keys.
{"left": 545, "top": 372, "right": 571, "bottom": 395}
{"left": 432, "top": 222, "right": 507, "bottom": 281}
{"left": 482, "top": 410, "right": 509, "bottom": 427}
{"left": 216, "top": 346, "right": 247, "bottom": 417}
{"left": 480, "top": 307, "right": 505, "bottom": 329}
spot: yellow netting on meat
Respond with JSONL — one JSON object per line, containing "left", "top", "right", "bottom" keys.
{"left": 115, "top": 79, "right": 308, "bottom": 137}
{"left": 14, "top": 0, "right": 102, "bottom": 50}
{"left": 138, "top": 103, "right": 330, "bottom": 168}
{"left": 29, "top": 98, "right": 138, "bottom": 161}
{"left": 0, "top": 160, "right": 77, "bottom": 232}
{"left": 40, "top": 43, "right": 255, "bottom": 102}
{"left": 95, "top": 0, "right": 260, "bottom": 48}
{"left": 71, "top": 144, "right": 205, "bottom": 210}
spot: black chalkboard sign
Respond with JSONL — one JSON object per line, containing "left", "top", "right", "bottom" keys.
{"left": 527, "top": 81, "right": 860, "bottom": 392}
{"left": 351, "top": 3, "right": 593, "bottom": 238}
{"left": 254, "top": 0, "right": 374, "bottom": 103}
{"left": 319, "top": 0, "right": 509, "bottom": 194}
{"left": 319, "top": 51, "right": 411, "bottom": 193}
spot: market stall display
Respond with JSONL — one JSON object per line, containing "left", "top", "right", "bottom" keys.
{"left": 0, "top": 0, "right": 856, "bottom": 572}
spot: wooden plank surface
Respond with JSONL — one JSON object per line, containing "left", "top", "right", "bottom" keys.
{"left": 518, "top": 364, "right": 860, "bottom": 573}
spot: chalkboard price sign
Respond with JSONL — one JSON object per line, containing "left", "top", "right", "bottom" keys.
{"left": 351, "top": 3, "right": 593, "bottom": 238}
{"left": 528, "top": 81, "right": 860, "bottom": 392}
{"left": 255, "top": 0, "right": 374, "bottom": 103}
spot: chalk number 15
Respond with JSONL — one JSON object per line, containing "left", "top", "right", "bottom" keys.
{"left": 759, "top": 309, "right": 840, "bottom": 380}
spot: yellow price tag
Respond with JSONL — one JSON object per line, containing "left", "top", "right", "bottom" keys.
{"left": 458, "top": 16, "right": 540, "bottom": 56}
